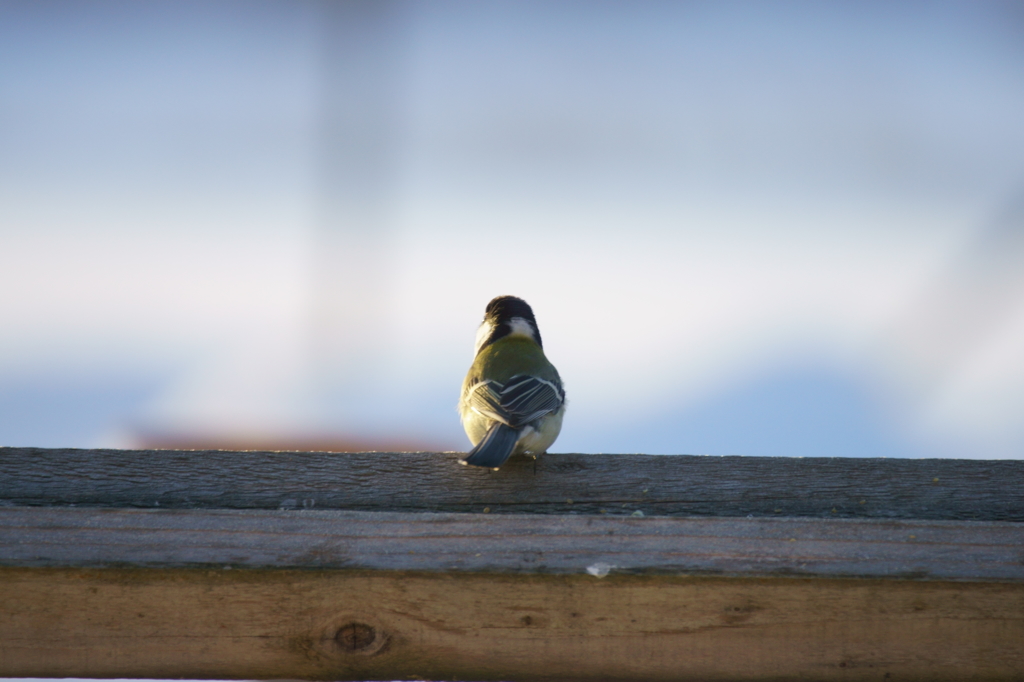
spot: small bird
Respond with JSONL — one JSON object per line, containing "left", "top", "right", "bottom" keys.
{"left": 459, "top": 296, "right": 566, "bottom": 468}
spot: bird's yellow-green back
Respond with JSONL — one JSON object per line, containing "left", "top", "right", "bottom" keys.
{"left": 462, "top": 336, "right": 560, "bottom": 392}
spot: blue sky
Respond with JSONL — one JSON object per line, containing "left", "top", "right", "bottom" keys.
{"left": 1, "top": 1, "right": 1023, "bottom": 457}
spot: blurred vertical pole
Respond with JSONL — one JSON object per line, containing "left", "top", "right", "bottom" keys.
{"left": 889, "top": 195, "right": 1024, "bottom": 391}
{"left": 311, "top": 0, "right": 406, "bottom": 424}
{"left": 882, "top": 193, "right": 1024, "bottom": 449}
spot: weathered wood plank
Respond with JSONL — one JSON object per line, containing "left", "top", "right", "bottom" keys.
{"left": 3, "top": 448, "right": 1024, "bottom": 680}
{"left": 3, "top": 507, "right": 1023, "bottom": 581}
{"left": 3, "top": 447, "right": 1022, "bottom": 520}
{"left": 2, "top": 566, "right": 1022, "bottom": 681}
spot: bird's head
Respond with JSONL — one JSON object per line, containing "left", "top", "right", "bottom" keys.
{"left": 474, "top": 295, "right": 543, "bottom": 355}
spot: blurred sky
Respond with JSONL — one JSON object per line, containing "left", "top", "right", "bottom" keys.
{"left": 1, "top": 0, "right": 1023, "bottom": 458}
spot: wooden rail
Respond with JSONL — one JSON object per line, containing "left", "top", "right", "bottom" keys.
{"left": 1, "top": 446, "right": 1023, "bottom": 681}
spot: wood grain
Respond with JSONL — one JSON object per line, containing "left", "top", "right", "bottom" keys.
{"left": 3, "top": 507, "right": 1023, "bottom": 581}
{"left": 2, "top": 566, "right": 1022, "bottom": 681}
{"left": 3, "top": 447, "right": 1024, "bottom": 680}
{"left": 3, "top": 447, "right": 1022, "bottom": 520}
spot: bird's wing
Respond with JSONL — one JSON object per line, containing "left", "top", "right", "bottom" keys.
{"left": 465, "top": 374, "right": 564, "bottom": 428}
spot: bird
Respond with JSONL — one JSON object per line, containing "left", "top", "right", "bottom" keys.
{"left": 459, "top": 295, "right": 566, "bottom": 469}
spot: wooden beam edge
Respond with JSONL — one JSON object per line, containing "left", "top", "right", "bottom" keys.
{"left": 2, "top": 565, "right": 1024, "bottom": 681}
{"left": 5, "top": 447, "right": 1023, "bottom": 521}
{"left": 3, "top": 506, "right": 1022, "bottom": 581}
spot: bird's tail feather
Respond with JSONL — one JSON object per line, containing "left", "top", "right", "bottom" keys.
{"left": 463, "top": 423, "right": 518, "bottom": 468}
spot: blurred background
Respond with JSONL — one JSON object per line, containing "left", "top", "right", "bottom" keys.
{"left": 1, "top": 0, "right": 1023, "bottom": 458}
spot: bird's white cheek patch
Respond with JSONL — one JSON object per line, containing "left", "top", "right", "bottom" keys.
{"left": 474, "top": 321, "right": 496, "bottom": 355}
{"left": 506, "top": 317, "right": 536, "bottom": 341}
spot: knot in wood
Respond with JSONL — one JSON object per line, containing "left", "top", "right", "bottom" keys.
{"left": 335, "top": 622, "right": 375, "bottom": 652}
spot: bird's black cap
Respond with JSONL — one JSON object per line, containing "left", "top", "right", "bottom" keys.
{"left": 484, "top": 295, "right": 537, "bottom": 325}
{"left": 477, "top": 295, "right": 543, "bottom": 351}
